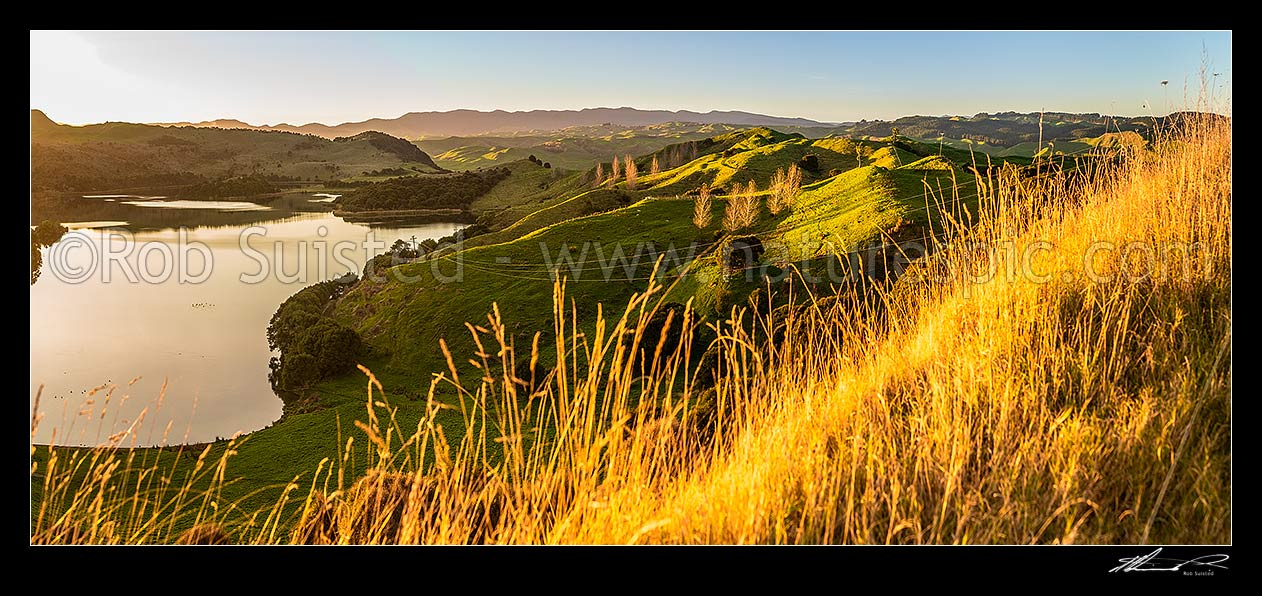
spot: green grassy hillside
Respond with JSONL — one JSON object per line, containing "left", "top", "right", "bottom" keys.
{"left": 333, "top": 126, "right": 983, "bottom": 381}
{"left": 416, "top": 122, "right": 741, "bottom": 171}
{"left": 841, "top": 110, "right": 1161, "bottom": 146}
{"left": 916, "top": 130, "right": 1150, "bottom": 159}
{"left": 470, "top": 160, "right": 589, "bottom": 223}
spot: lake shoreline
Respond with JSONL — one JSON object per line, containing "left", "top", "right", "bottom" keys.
{"left": 30, "top": 193, "right": 468, "bottom": 447}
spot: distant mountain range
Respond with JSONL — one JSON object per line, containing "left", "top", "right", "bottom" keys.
{"left": 155, "top": 108, "right": 833, "bottom": 139}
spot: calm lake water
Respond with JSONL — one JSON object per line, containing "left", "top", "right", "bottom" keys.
{"left": 30, "top": 193, "right": 464, "bottom": 446}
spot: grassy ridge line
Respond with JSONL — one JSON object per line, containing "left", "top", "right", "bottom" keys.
{"left": 467, "top": 129, "right": 995, "bottom": 253}
{"left": 465, "top": 131, "right": 893, "bottom": 248}
{"left": 417, "top": 123, "right": 743, "bottom": 171}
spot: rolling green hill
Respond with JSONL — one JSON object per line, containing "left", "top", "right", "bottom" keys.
{"left": 31, "top": 110, "right": 445, "bottom": 193}
{"left": 325, "top": 126, "right": 983, "bottom": 386}
{"left": 415, "top": 122, "right": 743, "bottom": 171}
{"left": 839, "top": 110, "right": 1161, "bottom": 146}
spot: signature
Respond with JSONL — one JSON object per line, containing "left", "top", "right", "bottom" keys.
{"left": 1110, "top": 548, "right": 1230, "bottom": 573}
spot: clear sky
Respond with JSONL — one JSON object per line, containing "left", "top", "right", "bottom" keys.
{"left": 30, "top": 30, "right": 1231, "bottom": 126}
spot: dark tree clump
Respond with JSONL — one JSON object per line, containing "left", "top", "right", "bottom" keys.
{"left": 267, "top": 278, "right": 365, "bottom": 392}
{"left": 723, "top": 236, "right": 765, "bottom": 270}
{"left": 182, "top": 174, "right": 278, "bottom": 199}
{"left": 797, "top": 154, "right": 821, "bottom": 174}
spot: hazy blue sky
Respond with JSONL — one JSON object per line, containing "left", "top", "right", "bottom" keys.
{"left": 31, "top": 30, "right": 1231, "bottom": 125}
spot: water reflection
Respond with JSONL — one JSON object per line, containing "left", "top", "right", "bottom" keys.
{"left": 30, "top": 193, "right": 465, "bottom": 446}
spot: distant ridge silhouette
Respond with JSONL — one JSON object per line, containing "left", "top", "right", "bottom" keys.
{"left": 155, "top": 107, "right": 833, "bottom": 139}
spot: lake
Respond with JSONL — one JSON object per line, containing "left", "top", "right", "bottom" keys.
{"left": 30, "top": 193, "right": 465, "bottom": 446}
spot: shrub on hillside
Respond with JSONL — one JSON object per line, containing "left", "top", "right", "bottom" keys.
{"left": 362, "top": 167, "right": 411, "bottom": 177}
{"left": 722, "top": 236, "right": 765, "bottom": 270}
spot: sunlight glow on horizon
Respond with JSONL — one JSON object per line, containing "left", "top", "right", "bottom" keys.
{"left": 31, "top": 30, "right": 1232, "bottom": 126}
